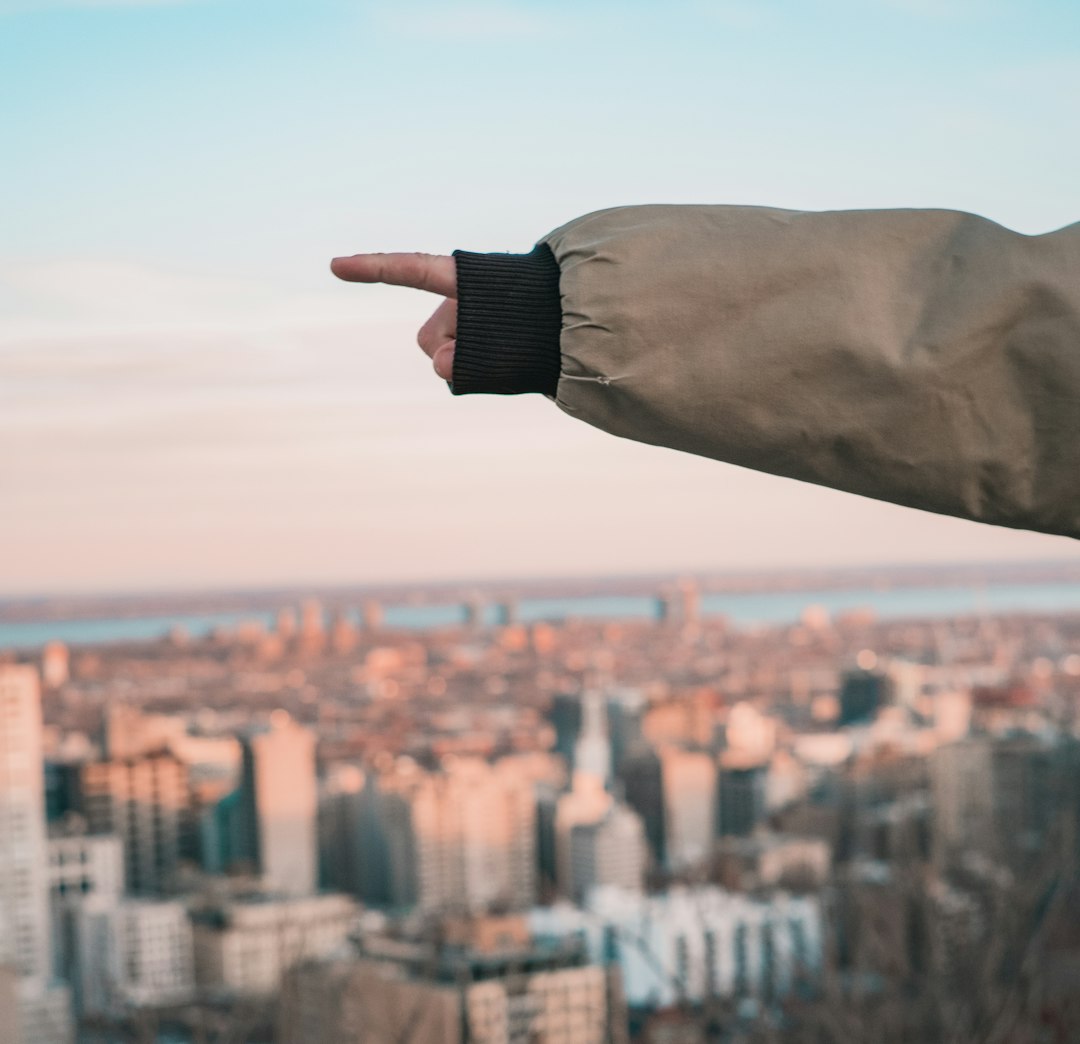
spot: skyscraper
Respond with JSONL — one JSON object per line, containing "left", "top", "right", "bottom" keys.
{"left": 660, "top": 747, "right": 717, "bottom": 871}
{"left": 0, "top": 664, "right": 73, "bottom": 1044}
{"left": 79, "top": 749, "right": 190, "bottom": 895}
{"left": 239, "top": 711, "right": 318, "bottom": 895}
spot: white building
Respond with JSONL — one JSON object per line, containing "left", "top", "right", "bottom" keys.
{"left": 386, "top": 757, "right": 537, "bottom": 913}
{"left": 0, "top": 664, "right": 74, "bottom": 1044}
{"left": 240, "top": 711, "right": 318, "bottom": 895}
{"left": 554, "top": 774, "right": 613, "bottom": 897}
{"left": 47, "top": 826, "right": 124, "bottom": 982}
{"left": 564, "top": 793, "right": 647, "bottom": 903}
{"left": 531, "top": 885, "right": 822, "bottom": 1008}
{"left": 73, "top": 897, "right": 195, "bottom": 1014}
{"left": 192, "top": 892, "right": 357, "bottom": 997}
{"left": 659, "top": 747, "right": 717, "bottom": 870}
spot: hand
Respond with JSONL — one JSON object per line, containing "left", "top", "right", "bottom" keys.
{"left": 331, "top": 253, "right": 457, "bottom": 381}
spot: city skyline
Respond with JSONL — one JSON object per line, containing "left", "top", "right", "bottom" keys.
{"left": 4, "top": 0, "right": 1080, "bottom": 594}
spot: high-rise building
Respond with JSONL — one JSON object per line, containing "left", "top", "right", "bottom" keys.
{"left": 191, "top": 892, "right": 357, "bottom": 998}
{"left": 0, "top": 664, "right": 74, "bottom": 1044}
{"left": 281, "top": 921, "right": 624, "bottom": 1044}
{"left": 574, "top": 690, "right": 612, "bottom": 785}
{"left": 931, "top": 734, "right": 1061, "bottom": 866}
{"left": 717, "top": 761, "right": 768, "bottom": 838}
{"left": 838, "top": 670, "right": 890, "bottom": 726}
{"left": 238, "top": 711, "right": 318, "bottom": 895}
{"left": 72, "top": 897, "right": 194, "bottom": 1015}
{"left": 41, "top": 642, "right": 69, "bottom": 690}
{"left": 78, "top": 749, "right": 190, "bottom": 894}
{"left": 568, "top": 804, "right": 648, "bottom": 903}
{"left": 618, "top": 744, "right": 666, "bottom": 867}
{"left": 46, "top": 822, "right": 124, "bottom": 982}
{"left": 407, "top": 758, "right": 537, "bottom": 913}
{"left": 362, "top": 757, "right": 538, "bottom": 913}
{"left": 660, "top": 747, "right": 717, "bottom": 871}
{"left": 549, "top": 694, "right": 583, "bottom": 770}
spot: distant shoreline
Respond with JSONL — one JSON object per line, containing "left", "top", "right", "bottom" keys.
{"left": 3, "top": 556, "right": 1080, "bottom": 626}
{"left": 4, "top": 572, "right": 1080, "bottom": 653}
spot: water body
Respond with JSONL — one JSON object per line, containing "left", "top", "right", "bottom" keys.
{"left": 3, "top": 582, "right": 1080, "bottom": 652}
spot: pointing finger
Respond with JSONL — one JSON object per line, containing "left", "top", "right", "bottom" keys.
{"left": 330, "top": 252, "right": 456, "bottom": 298}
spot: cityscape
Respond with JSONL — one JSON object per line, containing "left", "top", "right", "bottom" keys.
{"left": 2, "top": 568, "right": 1079, "bottom": 1042}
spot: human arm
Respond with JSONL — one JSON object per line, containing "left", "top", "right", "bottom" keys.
{"left": 332, "top": 205, "right": 1080, "bottom": 539}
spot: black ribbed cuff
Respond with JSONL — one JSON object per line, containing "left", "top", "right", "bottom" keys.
{"left": 450, "top": 243, "right": 562, "bottom": 396}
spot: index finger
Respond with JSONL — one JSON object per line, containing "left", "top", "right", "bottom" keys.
{"left": 330, "top": 252, "right": 456, "bottom": 298}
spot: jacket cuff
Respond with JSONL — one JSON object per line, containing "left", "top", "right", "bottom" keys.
{"left": 450, "top": 243, "right": 562, "bottom": 396}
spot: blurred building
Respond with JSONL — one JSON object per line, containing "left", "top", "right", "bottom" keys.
{"left": 46, "top": 821, "right": 124, "bottom": 983}
{"left": 531, "top": 885, "right": 822, "bottom": 1008}
{"left": 72, "top": 897, "right": 194, "bottom": 1015}
{"left": 618, "top": 744, "right": 666, "bottom": 867}
{"left": 0, "top": 664, "right": 74, "bottom": 1044}
{"left": 238, "top": 710, "right": 318, "bottom": 895}
{"left": 78, "top": 749, "right": 190, "bottom": 894}
{"left": 838, "top": 669, "right": 890, "bottom": 726}
{"left": 406, "top": 758, "right": 537, "bottom": 913}
{"left": 660, "top": 748, "right": 717, "bottom": 871}
{"left": 712, "top": 834, "right": 831, "bottom": 891}
{"left": 191, "top": 891, "right": 357, "bottom": 998}
{"left": 568, "top": 804, "right": 649, "bottom": 904}
{"left": 281, "top": 917, "right": 624, "bottom": 1044}
{"left": 102, "top": 703, "right": 186, "bottom": 760}
{"left": 41, "top": 641, "right": 70, "bottom": 690}
{"left": 716, "top": 761, "right": 768, "bottom": 838}
{"left": 931, "top": 733, "right": 1060, "bottom": 866}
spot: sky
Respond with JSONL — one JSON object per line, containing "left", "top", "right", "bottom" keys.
{"left": 1, "top": 0, "right": 1079, "bottom": 596}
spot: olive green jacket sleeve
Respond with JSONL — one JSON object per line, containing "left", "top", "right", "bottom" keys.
{"left": 453, "top": 205, "right": 1080, "bottom": 539}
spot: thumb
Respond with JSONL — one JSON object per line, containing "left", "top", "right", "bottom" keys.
{"left": 330, "top": 252, "right": 456, "bottom": 298}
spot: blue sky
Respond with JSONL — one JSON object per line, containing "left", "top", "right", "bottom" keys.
{"left": 2, "top": 0, "right": 1078, "bottom": 594}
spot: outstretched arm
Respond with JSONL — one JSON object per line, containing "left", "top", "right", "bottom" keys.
{"left": 332, "top": 205, "right": 1080, "bottom": 540}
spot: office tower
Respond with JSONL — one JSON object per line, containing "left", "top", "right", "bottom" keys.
{"left": 549, "top": 693, "right": 583, "bottom": 770}
{"left": 73, "top": 897, "right": 194, "bottom": 1015}
{"left": 660, "top": 747, "right": 717, "bottom": 870}
{"left": 191, "top": 892, "right": 357, "bottom": 998}
{"left": 79, "top": 749, "right": 190, "bottom": 894}
{"left": 46, "top": 823, "right": 124, "bottom": 982}
{"left": 407, "top": 758, "right": 536, "bottom": 913}
{"left": 838, "top": 669, "right": 889, "bottom": 725}
{"left": 238, "top": 711, "right": 318, "bottom": 895}
{"left": 618, "top": 744, "right": 666, "bottom": 867}
{"left": 606, "top": 690, "right": 646, "bottom": 775}
{"left": 717, "top": 761, "right": 768, "bottom": 838}
{"left": 722, "top": 702, "right": 777, "bottom": 763}
{"left": 0, "top": 664, "right": 74, "bottom": 1044}
{"left": 568, "top": 804, "right": 648, "bottom": 904}
{"left": 41, "top": 642, "right": 69, "bottom": 689}
{"left": 930, "top": 737, "right": 994, "bottom": 859}
{"left": 574, "top": 690, "right": 612, "bottom": 786}
{"left": 554, "top": 774, "right": 613, "bottom": 897}
{"left": 317, "top": 764, "right": 366, "bottom": 893}
{"left": 931, "top": 734, "right": 1059, "bottom": 866}
{"left": 281, "top": 922, "right": 623, "bottom": 1044}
